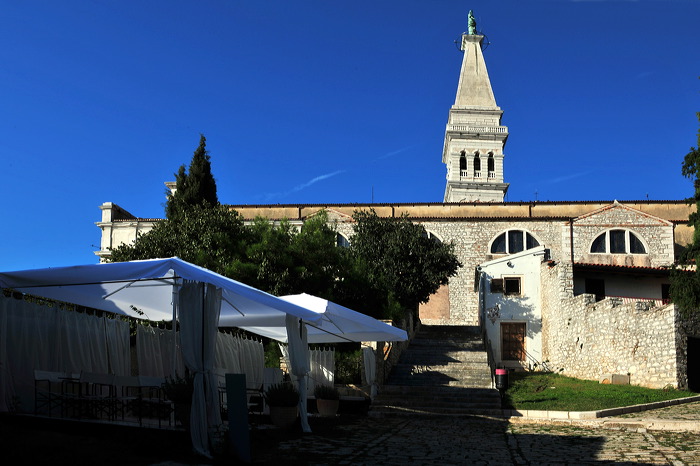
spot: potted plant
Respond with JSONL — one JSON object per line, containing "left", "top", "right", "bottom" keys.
{"left": 314, "top": 384, "right": 340, "bottom": 417}
{"left": 264, "top": 382, "right": 299, "bottom": 428}
{"left": 163, "top": 373, "right": 194, "bottom": 428}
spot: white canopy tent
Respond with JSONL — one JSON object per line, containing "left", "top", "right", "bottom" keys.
{"left": 0, "top": 259, "right": 408, "bottom": 444}
{"left": 240, "top": 293, "right": 408, "bottom": 344}
{"left": 243, "top": 293, "right": 407, "bottom": 433}
{"left": 0, "top": 257, "right": 323, "bottom": 457}
{"left": 0, "top": 257, "right": 323, "bottom": 327}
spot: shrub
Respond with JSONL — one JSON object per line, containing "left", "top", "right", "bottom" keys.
{"left": 264, "top": 382, "right": 299, "bottom": 407}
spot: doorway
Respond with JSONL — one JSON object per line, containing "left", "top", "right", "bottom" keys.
{"left": 501, "top": 322, "right": 526, "bottom": 361}
{"left": 585, "top": 278, "right": 605, "bottom": 302}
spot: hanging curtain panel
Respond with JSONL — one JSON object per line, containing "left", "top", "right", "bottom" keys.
{"left": 309, "top": 348, "right": 335, "bottom": 394}
{"left": 0, "top": 296, "right": 131, "bottom": 414}
{"left": 136, "top": 324, "right": 186, "bottom": 378}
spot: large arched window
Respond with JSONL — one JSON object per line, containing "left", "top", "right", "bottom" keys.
{"left": 490, "top": 230, "right": 540, "bottom": 254}
{"left": 590, "top": 229, "right": 646, "bottom": 254}
{"left": 423, "top": 231, "right": 442, "bottom": 243}
{"left": 336, "top": 233, "right": 350, "bottom": 248}
{"left": 487, "top": 152, "right": 495, "bottom": 173}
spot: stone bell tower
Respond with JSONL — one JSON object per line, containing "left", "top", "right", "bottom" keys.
{"left": 443, "top": 11, "right": 509, "bottom": 203}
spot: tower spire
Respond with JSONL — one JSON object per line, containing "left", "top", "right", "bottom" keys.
{"left": 442, "top": 12, "right": 509, "bottom": 203}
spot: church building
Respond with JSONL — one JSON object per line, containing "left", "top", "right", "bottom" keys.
{"left": 95, "top": 16, "right": 699, "bottom": 390}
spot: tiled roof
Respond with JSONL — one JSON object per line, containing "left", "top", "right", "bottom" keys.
{"left": 574, "top": 262, "right": 670, "bottom": 274}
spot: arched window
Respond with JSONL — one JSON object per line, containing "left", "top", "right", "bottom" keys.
{"left": 590, "top": 230, "right": 647, "bottom": 254}
{"left": 422, "top": 230, "right": 442, "bottom": 244}
{"left": 473, "top": 152, "right": 481, "bottom": 176}
{"left": 487, "top": 152, "right": 495, "bottom": 172}
{"left": 490, "top": 230, "right": 540, "bottom": 254}
{"left": 336, "top": 233, "right": 350, "bottom": 248}
{"left": 459, "top": 151, "right": 467, "bottom": 175}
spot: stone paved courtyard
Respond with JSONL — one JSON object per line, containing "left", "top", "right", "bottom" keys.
{"left": 251, "top": 402, "right": 700, "bottom": 465}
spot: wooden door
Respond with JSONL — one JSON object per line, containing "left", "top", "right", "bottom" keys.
{"left": 501, "top": 322, "right": 526, "bottom": 361}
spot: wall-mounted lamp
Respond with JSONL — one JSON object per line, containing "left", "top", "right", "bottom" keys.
{"left": 507, "top": 261, "right": 514, "bottom": 268}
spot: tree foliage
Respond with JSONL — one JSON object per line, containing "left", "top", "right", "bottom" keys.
{"left": 109, "top": 204, "right": 248, "bottom": 276}
{"left": 165, "top": 134, "right": 219, "bottom": 219}
{"left": 342, "top": 209, "right": 462, "bottom": 318}
{"left": 226, "top": 211, "right": 342, "bottom": 297}
{"left": 109, "top": 138, "right": 462, "bottom": 321}
{"left": 670, "top": 112, "right": 700, "bottom": 316}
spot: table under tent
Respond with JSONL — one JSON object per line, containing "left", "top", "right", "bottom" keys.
{"left": 0, "top": 257, "right": 407, "bottom": 457}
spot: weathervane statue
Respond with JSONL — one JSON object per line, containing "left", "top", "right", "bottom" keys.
{"left": 468, "top": 10, "right": 477, "bottom": 35}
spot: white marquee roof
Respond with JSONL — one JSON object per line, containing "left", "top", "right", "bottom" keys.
{"left": 0, "top": 257, "right": 323, "bottom": 328}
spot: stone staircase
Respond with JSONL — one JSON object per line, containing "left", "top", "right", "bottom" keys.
{"left": 369, "top": 325, "right": 503, "bottom": 417}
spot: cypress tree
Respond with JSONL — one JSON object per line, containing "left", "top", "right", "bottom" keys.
{"left": 166, "top": 134, "right": 219, "bottom": 219}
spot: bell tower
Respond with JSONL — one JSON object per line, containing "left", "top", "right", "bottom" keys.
{"left": 443, "top": 11, "right": 509, "bottom": 203}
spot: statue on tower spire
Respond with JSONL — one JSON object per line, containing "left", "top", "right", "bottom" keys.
{"left": 468, "top": 10, "right": 477, "bottom": 35}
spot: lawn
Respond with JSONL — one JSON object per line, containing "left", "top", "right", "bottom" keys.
{"left": 505, "top": 372, "right": 698, "bottom": 412}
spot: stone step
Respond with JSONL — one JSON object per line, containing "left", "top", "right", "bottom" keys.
{"left": 368, "top": 406, "right": 504, "bottom": 417}
{"left": 374, "top": 325, "right": 498, "bottom": 416}
{"left": 409, "top": 338, "right": 485, "bottom": 347}
{"left": 396, "top": 353, "right": 489, "bottom": 363}
{"left": 378, "top": 386, "right": 500, "bottom": 400}
{"left": 386, "top": 379, "right": 493, "bottom": 389}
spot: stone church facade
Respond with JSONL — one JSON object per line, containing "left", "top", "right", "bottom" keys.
{"left": 95, "top": 23, "right": 700, "bottom": 390}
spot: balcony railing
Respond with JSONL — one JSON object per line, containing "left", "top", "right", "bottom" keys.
{"left": 459, "top": 170, "right": 498, "bottom": 181}
{"left": 448, "top": 125, "right": 508, "bottom": 134}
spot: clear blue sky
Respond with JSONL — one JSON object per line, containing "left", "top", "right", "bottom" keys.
{"left": 1, "top": 0, "right": 698, "bottom": 271}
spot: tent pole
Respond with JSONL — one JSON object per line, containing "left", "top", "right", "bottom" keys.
{"left": 172, "top": 279, "right": 179, "bottom": 376}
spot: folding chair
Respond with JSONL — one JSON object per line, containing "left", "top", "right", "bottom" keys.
{"left": 34, "top": 370, "right": 65, "bottom": 417}
{"left": 79, "top": 372, "right": 117, "bottom": 421}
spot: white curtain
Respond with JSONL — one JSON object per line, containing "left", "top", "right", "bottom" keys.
{"left": 0, "top": 296, "right": 130, "bottom": 413}
{"left": 178, "top": 281, "right": 222, "bottom": 458}
{"left": 307, "top": 348, "right": 335, "bottom": 395}
{"left": 363, "top": 347, "right": 378, "bottom": 400}
{"left": 136, "top": 325, "right": 185, "bottom": 377}
{"left": 285, "top": 314, "right": 311, "bottom": 433}
{"left": 238, "top": 337, "right": 264, "bottom": 391}
{"left": 214, "top": 333, "right": 264, "bottom": 391}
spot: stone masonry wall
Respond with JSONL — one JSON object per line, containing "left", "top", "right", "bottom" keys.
{"left": 418, "top": 220, "right": 567, "bottom": 325}
{"left": 573, "top": 203, "right": 675, "bottom": 268}
{"left": 542, "top": 290, "right": 679, "bottom": 389}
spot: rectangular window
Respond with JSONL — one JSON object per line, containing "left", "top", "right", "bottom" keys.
{"left": 508, "top": 230, "right": 524, "bottom": 253}
{"left": 610, "top": 230, "right": 626, "bottom": 253}
{"left": 504, "top": 277, "right": 521, "bottom": 296}
{"left": 490, "top": 278, "right": 504, "bottom": 293}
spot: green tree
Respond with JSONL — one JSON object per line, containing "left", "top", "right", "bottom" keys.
{"left": 671, "top": 112, "right": 700, "bottom": 316}
{"left": 165, "top": 134, "right": 219, "bottom": 219}
{"left": 109, "top": 204, "right": 248, "bottom": 276}
{"left": 226, "top": 211, "right": 343, "bottom": 297}
{"left": 343, "top": 209, "right": 462, "bottom": 319}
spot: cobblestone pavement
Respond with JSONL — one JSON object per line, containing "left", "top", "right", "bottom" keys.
{"left": 616, "top": 401, "right": 700, "bottom": 422}
{"left": 250, "top": 403, "right": 700, "bottom": 465}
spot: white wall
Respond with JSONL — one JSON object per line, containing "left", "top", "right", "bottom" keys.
{"left": 480, "top": 246, "right": 546, "bottom": 369}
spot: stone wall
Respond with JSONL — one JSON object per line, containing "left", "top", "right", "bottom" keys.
{"left": 572, "top": 203, "right": 675, "bottom": 268}
{"left": 542, "top": 288, "right": 680, "bottom": 389}
{"left": 419, "top": 219, "right": 567, "bottom": 325}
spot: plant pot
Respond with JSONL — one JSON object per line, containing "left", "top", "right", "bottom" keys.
{"left": 269, "top": 405, "right": 298, "bottom": 429}
{"left": 316, "top": 398, "right": 339, "bottom": 417}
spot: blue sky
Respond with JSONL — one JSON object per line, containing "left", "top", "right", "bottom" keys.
{"left": 1, "top": 0, "right": 699, "bottom": 271}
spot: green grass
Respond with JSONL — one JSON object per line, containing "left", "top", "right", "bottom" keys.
{"left": 504, "top": 372, "right": 697, "bottom": 412}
